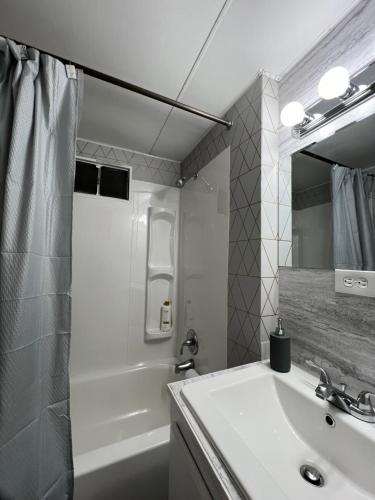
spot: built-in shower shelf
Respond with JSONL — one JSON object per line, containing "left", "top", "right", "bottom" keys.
{"left": 148, "top": 267, "right": 175, "bottom": 279}
{"left": 145, "top": 207, "right": 177, "bottom": 341}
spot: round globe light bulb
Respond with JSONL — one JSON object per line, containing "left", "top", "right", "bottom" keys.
{"left": 318, "top": 66, "right": 350, "bottom": 100}
{"left": 280, "top": 101, "right": 305, "bottom": 127}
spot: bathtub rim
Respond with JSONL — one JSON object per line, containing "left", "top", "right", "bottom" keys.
{"left": 71, "top": 358, "right": 199, "bottom": 478}
{"left": 72, "top": 358, "right": 179, "bottom": 478}
{"left": 74, "top": 424, "right": 170, "bottom": 478}
{"left": 70, "top": 357, "right": 178, "bottom": 385}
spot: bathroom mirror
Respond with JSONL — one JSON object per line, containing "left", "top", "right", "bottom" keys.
{"left": 291, "top": 111, "right": 375, "bottom": 270}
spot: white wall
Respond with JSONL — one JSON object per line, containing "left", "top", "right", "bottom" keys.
{"left": 178, "top": 147, "right": 230, "bottom": 374}
{"left": 70, "top": 180, "right": 180, "bottom": 379}
{"left": 292, "top": 203, "right": 333, "bottom": 269}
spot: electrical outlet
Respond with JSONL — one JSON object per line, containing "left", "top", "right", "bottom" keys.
{"left": 335, "top": 269, "right": 375, "bottom": 298}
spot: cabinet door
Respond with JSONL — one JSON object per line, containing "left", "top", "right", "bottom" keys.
{"left": 169, "top": 423, "right": 212, "bottom": 500}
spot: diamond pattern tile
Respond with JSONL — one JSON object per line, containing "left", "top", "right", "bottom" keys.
{"left": 261, "top": 129, "right": 279, "bottom": 167}
{"left": 261, "top": 201, "right": 278, "bottom": 240}
{"left": 239, "top": 168, "right": 261, "bottom": 205}
{"left": 261, "top": 277, "right": 279, "bottom": 316}
{"left": 182, "top": 74, "right": 280, "bottom": 366}
{"left": 261, "top": 239, "right": 278, "bottom": 278}
{"left": 262, "top": 164, "right": 278, "bottom": 204}
{"left": 262, "top": 93, "right": 279, "bottom": 133}
{"left": 279, "top": 240, "right": 292, "bottom": 267}
{"left": 279, "top": 168, "right": 291, "bottom": 206}
{"left": 76, "top": 139, "right": 181, "bottom": 187}
{"left": 279, "top": 204, "right": 292, "bottom": 241}
{"left": 263, "top": 76, "right": 279, "bottom": 100}
{"left": 293, "top": 182, "right": 331, "bottom": 210}
{"left": 260, "top": 315, "right": 278, "bottom": 343}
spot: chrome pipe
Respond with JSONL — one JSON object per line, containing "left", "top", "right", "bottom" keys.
{"left": 1, "top": 35, "right": 233, "bottom": 129}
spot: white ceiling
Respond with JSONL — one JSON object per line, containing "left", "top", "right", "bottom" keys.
{"left": 0, "top": 0, "right": 360, "bottom": 160}
{"left": 292, "top": 154, "right": 331, "bottom": 192}
{"left": 309, "top": 113, "right": 375, "bottom": 169}
{"left": 293, "top": 113, "right": 375, "bottom": 192}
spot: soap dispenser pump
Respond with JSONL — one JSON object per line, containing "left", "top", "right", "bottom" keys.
{"left": 270, "top": 317, "right": 291, "bottom": 373}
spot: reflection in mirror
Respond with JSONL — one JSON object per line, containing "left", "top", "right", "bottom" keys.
{"left": 292, "top": 112, "right": 375, "bottom": 270}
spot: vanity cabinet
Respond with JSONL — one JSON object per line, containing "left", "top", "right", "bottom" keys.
{"left": 169, "top": 423, "right": 212, "bottom": 500}
{"left": 168, "top": 398, "right": 233, "bottom": 500}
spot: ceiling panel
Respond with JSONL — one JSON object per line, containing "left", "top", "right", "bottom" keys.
{"left": 79, "top": 76, "right": 173, "bottom": 154}
{"left": 0, "top": 0, "right": 226, "bottom": 159}
{"left": 153, "top": 0, "right": 360, "bottom": 159}
{"left": 292, "top": 154, "right": 331, "bottom": 192}
{"left": 175, "top": 0, "right": 361, "bottom": 113}
{"left": 0, "top": 0, "right": 225, "bottom": 94}
{"left": 0, "top": 0, "right": 362, "bottom": 161}
{"left": 149, "top": 108, "right": 212, "bottom": 160}
{"left": 308, "top": 113, "right": 375, "bottom": 169}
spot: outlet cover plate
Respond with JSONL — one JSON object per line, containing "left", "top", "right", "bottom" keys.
{"left": 335, "top": 269, "right": 375, "bottom": 298}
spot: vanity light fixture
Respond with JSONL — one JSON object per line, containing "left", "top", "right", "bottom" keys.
{"left": 280, "top": 101, "right": 314, "bottom": 128}
{"left": 282, "top": 62, "right": 375, "bottom": 138}
{"left": 318, "top": 66, "right": 359, "bottom": 100}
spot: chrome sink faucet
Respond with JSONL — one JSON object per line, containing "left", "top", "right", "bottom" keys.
{"left": 306, "top": 360, "right": 375, "bottom": 423}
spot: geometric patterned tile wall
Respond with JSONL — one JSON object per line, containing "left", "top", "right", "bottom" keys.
{"left": 260, "top": 76, "right": 279, "bottom": 360}
{"left": 182, "top": 73, "right": 279, "bottom": 367}
{"left": 293, "top": 182, "right": 331, "bottom": 210}
{"left": 76, "top": 139, "right": 181, "bottom": 187}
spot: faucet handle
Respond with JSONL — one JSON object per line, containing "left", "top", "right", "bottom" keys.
{"left": 357, "top": 391, "right": 375, "bottom": 411}
{"left": 180, "top": 329, "right": 198, "bottom": 356}
{"left": 306, "top": 360, "right": 332, "bottom": 386}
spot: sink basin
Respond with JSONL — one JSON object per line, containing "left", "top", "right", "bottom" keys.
{"left": 182, "top": 362, "right": 375, "bottom": 499}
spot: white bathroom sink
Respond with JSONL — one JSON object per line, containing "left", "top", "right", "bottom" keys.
{"left": 182, "top": 362, "right": 375, "bottom": 500}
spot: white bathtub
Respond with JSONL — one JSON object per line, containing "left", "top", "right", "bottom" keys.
{"left": 71, "top": 361, "right": 193, "bottom": 500}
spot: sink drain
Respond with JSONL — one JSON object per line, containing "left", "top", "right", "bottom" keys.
{"left": 300, "top": 464, "right": 325, "bottom": 487}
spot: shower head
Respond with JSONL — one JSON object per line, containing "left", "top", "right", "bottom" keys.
{"left": 176, "top": 177, "right": 186, "bottom": 188}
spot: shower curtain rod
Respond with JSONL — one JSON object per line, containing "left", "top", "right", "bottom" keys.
{"left": 300, "top": 150, "right": 375, "bottom": 178}
{"left": 4, "top": 35, "right": 232, "bottom": 129}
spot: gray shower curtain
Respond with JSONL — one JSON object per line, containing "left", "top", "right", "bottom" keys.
{"left": 332, "top": 164, "right": 375, "bottom": 270}
{"left": 0, "top": 38, "right": 81, "bottom": 499}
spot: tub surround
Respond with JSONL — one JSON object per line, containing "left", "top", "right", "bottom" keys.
{"left": 71, "top": 181, "right": 180, "bottom": 378}
{"left": 177, "top": 148, "right": 230, "bottom": 375}
{"left": 76, "top": 139, "right": 181, "bottom": 187}
{"left": 279, "top": 267, "right": 375, "bottom": 396}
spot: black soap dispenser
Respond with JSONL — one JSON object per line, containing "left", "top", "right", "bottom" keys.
{"left": 270, "top": 317, "right": 291, "bottom": 373}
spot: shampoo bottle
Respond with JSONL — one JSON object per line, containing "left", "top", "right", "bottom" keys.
{"left": 160, "top": 300, "right": 172, "bottom": 332}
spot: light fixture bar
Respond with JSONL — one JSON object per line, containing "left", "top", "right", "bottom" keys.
{"left": 298, "top": 81, "right": 375, "bottom": 138}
